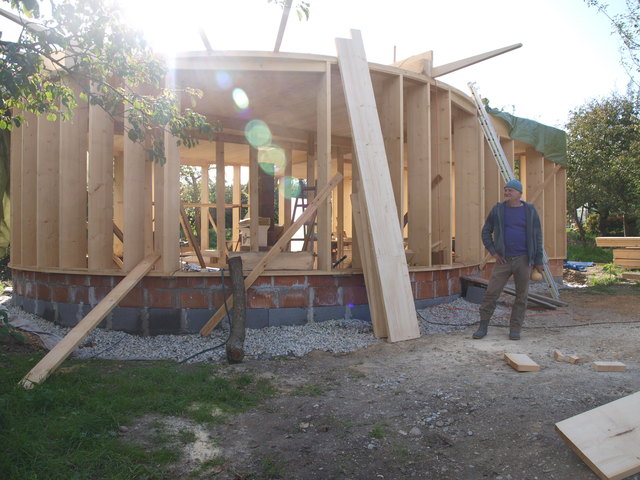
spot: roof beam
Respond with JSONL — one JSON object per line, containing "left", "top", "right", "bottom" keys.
{"left": 431, "top": 43, "right": 522, "bottom": 78}
{"left": 274, "top": 0, "right": 293, "bottom": 53}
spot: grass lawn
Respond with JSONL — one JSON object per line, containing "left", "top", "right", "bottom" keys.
{"left": 0, "top": 351, "right": 275, "bottom": 479}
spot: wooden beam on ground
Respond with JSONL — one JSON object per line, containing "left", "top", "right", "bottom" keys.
{"left": 555, "top": 390, "right": 640, "bottom": 480}
{"left": 179, "top": 204, "right": 206, "bottom": 268}
{"left": 20, "top": 254, "right": 160, "bottom": 389}
{"left": 596, "top": 237, "right": 640, "bottom": 248}
{"left": 336, "top": 30, "right": 420, "bottom": 343}
{"left": 431, "top": 43, "right": 522, "bottom": 78}
{"left": 273, "top": 0, "right": 293, "bottom": 53}
{"left": 504, "top": 353, "right": 540, "bottom": 372}
{"left": 593, "top": 361, "right": 627, "bottom": 372}
{"left": 199, "top": 173, "right": 343, "bottom": 336}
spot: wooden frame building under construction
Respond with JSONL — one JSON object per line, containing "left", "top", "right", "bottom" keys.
{"left": 9, "top": 38, "right": 567, "bottom": 338}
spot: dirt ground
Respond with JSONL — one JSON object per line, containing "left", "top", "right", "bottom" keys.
{"left": 5, "top": 266, "right": 640, "bottom": 479}
{"left": 118, "top": 267, "right": 640, "bottom": 480}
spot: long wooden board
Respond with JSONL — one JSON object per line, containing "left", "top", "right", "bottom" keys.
{"left": 613, "top": 248, "right": 640, "bottom": 260}
{"left": 336, "top": 30, "right": 420, "bottom": 343}
{"left": 20, "top": 254, "right": 160, "bottom": 388}
{"left": 555, "top": 391, "right": 640, "bottom": 480}
{"left": 199, "top": 173, "right": 343, "bottom": 336}
{"left": 596, "top": 237, "right": 640, "bottom": 248}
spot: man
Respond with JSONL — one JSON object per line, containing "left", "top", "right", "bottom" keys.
{"left": 473, "top": 179, "right": 544, "bottom": 340}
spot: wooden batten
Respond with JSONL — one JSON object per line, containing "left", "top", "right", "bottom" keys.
{"left": 88, "top": 98, "right": 115, "bottom": 270}
{"left": 249, "top": 147, "right": 259, "bottom": 252}
{"left": 10, "top": 112, "right": 23, "bottom": 266}
{"left": 453, "top": 111, "right": 483, "bottom": 263}
{"left": 283, "top": 147, "right": 293, "bottom": 231}
{"left": 59, "top": 80, "right": 89, "bottom": 269}
{"left": 200, "top": 162, "right": 210, "bottom": 254}
{"left": 379, "top": 74, "right": 404, "bottom": 225}
{"left": 556, "top": 166, "right": 567, "bottom": 258}
{"left": 316, "top": 63, "right": 332, "bottom": 270}
{"left": 431, "top": 86, "right": 452, "bottom": 265}
{"left": 36, "top": 115, "right": 60, "bottom": 268}
{"left": 543, "top": 159, "right": 557, "bottom": 257}
{"left": 232, "top": 165, "right": 241, "bottom": 249}
{"left": 336, "top": 148, "right": 345, "bottom": 261}
{"left": 406, "top": 84, "right": 431, "bottom": 266}
{"left": 123, "top": 106, "right": 146, "bottom": 271}
{"left": 216, "top": 141, "right": 227, "bottom": 264}
{"left": 21, "top": 112, "right": 38, "bottom": 267}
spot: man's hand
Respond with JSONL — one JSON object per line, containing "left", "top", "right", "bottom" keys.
{"left": 534, "top": 264, "right": 543, "bottom": 272}
{"left": 494, "top": 254, "right": 506, "bottom": 264}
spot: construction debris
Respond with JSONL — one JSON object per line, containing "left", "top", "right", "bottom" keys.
{"left": 504, "top": 353, "right": 540, "bottom": 372}
{"left": 593, "top": 361, "right": 627, "bottom": 372}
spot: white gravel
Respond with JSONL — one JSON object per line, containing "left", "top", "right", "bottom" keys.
{"left": 3, "top": 288, "right": 541, "bottom": 364}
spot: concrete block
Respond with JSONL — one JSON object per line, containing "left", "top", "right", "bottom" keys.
{"left": 312, "top": 305, "right": 348, "bottom": 322}
{"left": 268, "top": 307, "right": 307, "bottom": 327}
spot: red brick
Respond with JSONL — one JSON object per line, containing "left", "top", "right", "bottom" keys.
{"left": 179, "top": 290, "right": 208, "bottom": 309}
{"left": 203, "top": 277, "right": 232, "bottom": 290}
{"left": 14, "top": 281, "right": 23, "bottom": 296}
{"left": 449, "top": 278, "right": 461, "bottom": 295}
{"left": 251, "top": 277, "right": 273, "bottom": 288}
{"left": 71, "top": 286, "right": 89, "bottom": 304}
{"left": 146, "top": 288, "right": 176, "bottom": 308}
{"left": 51, "top": 285, "right": 71, "bottom": 302}
{"left": 342, "top": 285, "right": 368, "bottom": 306}
{"left": 413, "top": 271, "right": 434, "bottom": 282}
{"left": 279, "top": 289, "right": 309, "bottom": 308}
{"left": 36, "top": 283, "right": 51, "bottom": 301}
{"left": 312, "top": 286, "right": 340, "bottom": 306}
{"left": 91, "top": 286, "right": 111, "bottom": 304}
{"left": 182, "top": 277, "right": 206, "bottom": 288}
{"left": 274, "top": 275, "right": 307, "bottom": 287}
{"left": 435, "top": 278, "right": 449, "bottom": 297}
{"left": 246, "top": 289, "right": 277, "bottom": 309}
{"left": 34, "top": 272, "right": 50, "bottom": 283}
{"left": 434, "top": 270, "right": 448, "bottom": 283}
{"left": 334, "top": 275, "right": 365, "bottom": 287}
{"left": 307, "top": 275, "right": 336, "bottom": 287}
{"left": 143, "top": 277, "right": 177, "bottom": 289}
{"left": 66, "top": 274, "right": 89, "bottom": 286}
{"left": 120, "top": 287, "right": 144, "bottom": 308}
{"left": 90, "top": 275, "right": 115, "bottom": 288}
{"left": 417, "top": 281, "right": 435, "bottom": 300}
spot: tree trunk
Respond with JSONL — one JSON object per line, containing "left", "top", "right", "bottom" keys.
{"left": 226, "top": 255, "right": 246, "bottom": 363}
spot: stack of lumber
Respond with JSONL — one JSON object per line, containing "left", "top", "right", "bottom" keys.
{"left": 596, "top": 237, "right": 640, "bottom": 269}
{"left": 336, "top": 30, "right": 420, "bottom": 343}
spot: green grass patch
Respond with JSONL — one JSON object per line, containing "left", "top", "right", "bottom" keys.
{"left": 291, "top": 383, "right": 323, "bottom": 397}
{"left": 567, "top": 243, "right": 613, "bottom": 263}
{"left": 370, "top": 422, "right": 386, "bottom": 439}
{"left": 0, "top": 355, "right": 275, "bottom": 479}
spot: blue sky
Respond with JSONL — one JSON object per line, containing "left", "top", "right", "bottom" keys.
{"left": 1, "top": 0, "right": 632, "bottom": 128}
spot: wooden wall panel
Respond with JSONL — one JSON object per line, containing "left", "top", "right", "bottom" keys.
{"left": 316, "top": 65, "right": 332, "bottom": 270}
{"left": 123, "top": 109, "right": 146, "bottom": 270}
{"left": 556, "top": 166, "right": 567, "bottom": 258}
{"left": 431, "top": 87, "right": 452, "bottom": 264}
{"left": 59, "top": 89, "right": 89, "bottom": 269}
{"left": 160, "top": 126, "right": 180, "bottom": 273}
{"left": 232, "top": 165, "right": 241, "bottom": 249}
{"left": 113, "top": 154, "right": 124, "bottom": 258}
{"left": 88, "top": 101, "right": 114, "bottom": 270}
{"left": 249, "top": 147, "right": 259, "bottom": 252}
{"left": 379, "top": 75, "right": 403, "bottom": 224}
{"left": 406, "top": 84, "right": 431, "bottom": 266}
{"left": 21, "top": 112, "right": 37, "bottom": 267}
{"left": 543, "top": 159, "right": 556, "bottom": 257}
{"left": 453, "top": 112, "right": 483, "bottom": 263}
{"left": 10, "top": 115, "right": 23, "bottom": 265}
{"left": 37, "top": 115, "right": 60, "bottom": 268}
{"left": 216, "top": 141, "right": 227, "bottom": 264}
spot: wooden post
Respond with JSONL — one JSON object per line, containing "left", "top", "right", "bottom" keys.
{"left": 21, "top": 112, "right": 37, "bottom": 267}
{"left": 431, "top": 86, "right": 452, "bottom": 265}
{"left": 406, "top": 84, "right": 431, "bottom": 266}
{"left": 200, "top": 162, "right": 210, "bottom": 253}
{"left": 216, "top": 141, "right": 227, "bottom": 263}
{"left": 232, "top": 165, "right": 241, "bottom": 250}
{"left": 225, "top": 255, "right": 246, "bottom": 363}
{"left": 10, "top": 112, "right": 23, "bottom": 266}
{"left": 59, "top": 78, "right": 89, "bottom": 269}
{"left": 37, "top": 115, "right": 59, "bottom": 268}
{"left": 316, "top": 62, "right": 332, "bottom": 270}
{"left": 88, "top": 93, "right": 115, "bottom": 270}
{"left": 249, "top": 147, "right": 259, "bottom": 252}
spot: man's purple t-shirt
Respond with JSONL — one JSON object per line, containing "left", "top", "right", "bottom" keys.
{"left": 504, "top": 205, "right": 527, "bottom": 257}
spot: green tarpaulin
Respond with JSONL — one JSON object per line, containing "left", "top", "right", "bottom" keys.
{"left": 486, "top": 106, "right": 567, "bottom": 166}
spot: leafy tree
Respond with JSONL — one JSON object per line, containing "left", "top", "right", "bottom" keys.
{"left": 566, "top": 92, "right": 640, "bottom": 237}
{"left": 586, "top": 0, "right": 640, "bottom": 86}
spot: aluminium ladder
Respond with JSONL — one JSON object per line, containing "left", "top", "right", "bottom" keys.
{"left": 468, "top": 82, "right": 560, "bottom": 299}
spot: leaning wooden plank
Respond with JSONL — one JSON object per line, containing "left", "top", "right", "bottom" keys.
{"left": 461, "top": 276, "right": 563, "bottom": 309}
{"left": 336, "top": 30, "right": 420, "bottom": 343}
{"left": 179, "top": 204, "right": 206, "bottom": 269}
{"left": 555, "top": 390, "right": 640, "bottom": 480}
{"left": 593, "top": 361, "right": 627, "bottom": 372}
{"left": 504, "top": 353, "right": 540, "bottom": 372}
{"left": 20, "top": 254, "right": 160, "bottom": 389}
{"left": 596, "top": 237, "right": 640, "bottom": 248}
{"left": 199, "top": 173, "right": 343, "bottom": 336}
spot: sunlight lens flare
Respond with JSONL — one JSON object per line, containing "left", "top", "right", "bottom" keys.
{"left": 280, "top": 176, "right": 302, "bottom": 199}
{"left": 258, "top": 145, "right": 287, "bottom": 176}
{"left": 215, "top": 71, "right": 233, "bottom": 90}
{"left": 244, "top": 119, "right": 272, "bottom": 148}
{"left": 232, "top": 88, "right": 249, "bottom": 110}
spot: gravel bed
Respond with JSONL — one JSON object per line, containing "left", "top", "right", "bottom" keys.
{"left": 5, "top": 282, "right": 559, "bottom": 364}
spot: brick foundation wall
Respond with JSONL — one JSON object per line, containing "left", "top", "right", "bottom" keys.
{"left": 10, "top": 260, "right": 563, "bottom": 335}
